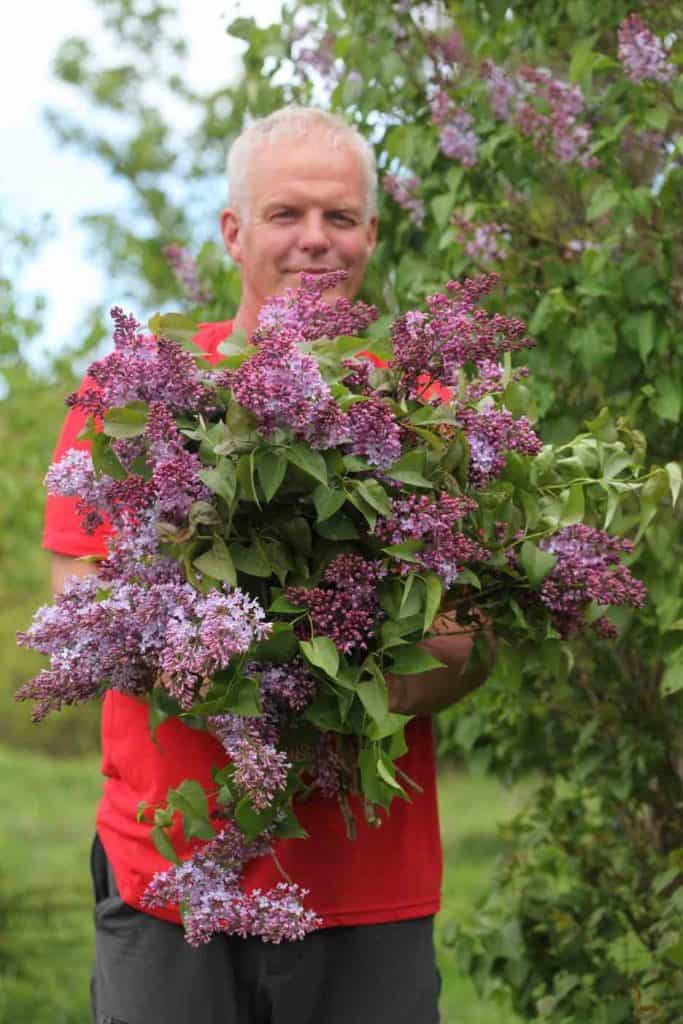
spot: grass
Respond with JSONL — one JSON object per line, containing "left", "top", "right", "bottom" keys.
{"left": 0, "top": 745, "right": 525, "bottom": 1023}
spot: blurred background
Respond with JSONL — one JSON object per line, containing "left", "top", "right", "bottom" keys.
{"left": 2, "top": 2, "right": 682, "bottom": 1021}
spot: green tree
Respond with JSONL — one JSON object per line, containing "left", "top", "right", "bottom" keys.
{"left": 40, "top": 1, "right": 683, "bottom": 1017}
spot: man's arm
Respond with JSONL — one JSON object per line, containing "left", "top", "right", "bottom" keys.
{"left": 387, "top": 613, "right": 495, "bottom": 716}
{"left": 50, "top": 552, "right": 99, "bottom": 596}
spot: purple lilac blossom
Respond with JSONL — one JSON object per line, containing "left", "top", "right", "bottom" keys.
{"left": 390, "top": 274, "right": 533, "bottom": 397}
{"left": 253, "top": 270, "right": 377, "bottom": 346}
{"left": 383, "top": 173, "right": 426, "bottom": 227}
{"left": 618, "top": 14, "right": 675, "bottom": 84}
{"left": 346, "top": 398, "right": 403, "bottom": 469}
{"left": 537, "top": 524, "right": 647, "bottom": 638}
{"left": 286, "top": 554, "right": 386, "bottom": 654}
{"left": 67, "top": 307, "right": 212, "bottom": 420}
{"left": 162, "top": 244, "right": 213, "bottom": 305}
{"left": 376, "top": 492, "right": 484, "bottom": 587}
{"left": 458, "top": 404, "right": 542, "bottom": 487}
{"left": 142, "top": 824, "right": 321, "bottom": 945}
{"left": 515, "top": 67, "right": 598, "bottom": 169}
{"left": 479, "top": 60, "right": 519, "bottom": 120}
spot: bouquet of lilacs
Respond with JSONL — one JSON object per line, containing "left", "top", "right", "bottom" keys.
{"left": 18, "top": 270, "right": 650, "bottom": 945}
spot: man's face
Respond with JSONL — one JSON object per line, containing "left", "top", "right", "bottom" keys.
{"left": 221, "top": 137, "right": 377, "bottom": 319}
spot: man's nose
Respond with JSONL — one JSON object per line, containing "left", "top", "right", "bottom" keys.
{"left": 298, "top": 212, "right": 330, "bottom": 253}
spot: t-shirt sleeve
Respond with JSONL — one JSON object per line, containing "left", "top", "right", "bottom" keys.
{"left": 42, "top": 380, "right": 112, "bottom": 558}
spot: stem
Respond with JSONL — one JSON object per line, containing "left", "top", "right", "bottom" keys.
{"left": 395, "top": 765, "right": 424, "bottom": 794}
{"left": 270, "top": 848, "right": 294, "bottom": 884}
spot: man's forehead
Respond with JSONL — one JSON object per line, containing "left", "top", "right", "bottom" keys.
{"left": 246, "top": 138, "right": 366, "bottom": 208}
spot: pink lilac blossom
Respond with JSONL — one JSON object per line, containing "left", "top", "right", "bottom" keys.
{"left": 142, "top": 824, "right": 321, "bottom": 945}
{"left": 67, "top": 307, "right": 212, "bottom": 420}
{"left": 426, "top": 29, "right": 465, "bottom": 67}
{"left": 159, "top": 589, "right": 271, "bottom": 709}
{"left": 537, "top": 524, "right": 647, "bottom": 638}
{"left": 346, "top": 397, "right": 403, "bottom": 469}
{"left": 376, "top": 491, "right": 484, "bottom": 586}
{"left": 162, "top": 244, "right": 213, "bottom": 305}
{"left": 253, "top": 271, "right": 377, "bottom": 346}
{"left": 452, "top": 215, "right": 508, "bottom": 265}
{"left": 515, "top": 67, "right": 598, "bottom": 169}
{"left": 45, "top": 449, "right": 155, "bottom": 534}
{"left": 430, "top": 90, "right": 478, "bottom": 165}
{"left": 479, "top": 60, "right": 519, "bottom": 120}
{"left": 383, "top": 173, "right": 426, "bottom": 227}
{"left": 390, "top": 274, "right": 533, "bottom": 397}
{"left": 286, "top": 554, "right": 386, "bottom": 655}
{"left": 341, "top": 357, "right": 372, "bottom": 393}
{"left": 618, "top": 14, "right": 675, "bottom": 84}
{"left": 458, "top": 404, "right": 542, "bottom": 488}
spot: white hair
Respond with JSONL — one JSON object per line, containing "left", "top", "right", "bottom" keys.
{"left": 226, "top": 106, "right": 377, "bottom": 223}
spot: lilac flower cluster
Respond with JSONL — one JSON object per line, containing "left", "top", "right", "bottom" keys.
{"left": 45, "top": 449, "right": 155, "bottom": 535}
{"left": 254, "top": 271, "right": 377, "bottom": 345}
{"left": 383, "top": 173, "right": 426, "bottom": 227}
{"left": 17, "top": 568, "right": 270, "bottom": 719}
{"left": 452, "top": 214, "right": 508, "bottom": 265}
{"left": 294, "top": 30, "right": 339, "bottom": 85}
{"left": 142, "top": 824, "right": 321, "bottom": 945}
{"left": 162, "top": 244, "right": 213, "bottom": 305}
{"left": 431, "top": 91, "right": 478, "bottom": 166}
{"left": 537, "top": 525, "right": 647, "bottom": 639}
{"left": 426, "top": 29, "right": 465, "bottom": 67}
{"left": 514, "top": 66, "right": 598, "bottom": 168}
{"left": 459, "top": 405, "right": 542, "bottom": 488}
{"left": 286, "top": 554, "right": 386, "bottom": 654}
{"left": 68, "top": 307, "right": 212, "bottom": 420}
{"left": 376, "top": 492, "right": 485, "bottom": 587}
{"left": 479, "top": 59, "right": 519, "bottom": 120}
{"left": 146, "top": 401, "right": 211, "bottom": 525}
{"left": 618, "top": 14, "right": 675, "bottom": 84}
{"left": 390, "top": 273, "right": 532, "bottom": 397}
{"left": 159, "top": 589, "right": 271, "bottom": 709}
{"left": 346, "top": 398, "right": 403, "bottom": 469}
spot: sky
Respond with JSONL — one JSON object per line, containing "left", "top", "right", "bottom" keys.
{"left": 1, "top": 0, "right": 281, "bottom": 359}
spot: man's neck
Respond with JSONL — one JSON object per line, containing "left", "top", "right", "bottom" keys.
{"left": 232, "top": 298, "right": 259, "bottom": 339}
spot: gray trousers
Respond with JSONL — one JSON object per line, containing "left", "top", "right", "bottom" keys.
{"left": 90, "top": 835, "right": 441, "bottom": 1024}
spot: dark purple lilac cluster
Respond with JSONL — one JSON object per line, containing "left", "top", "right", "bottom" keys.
{"left": 142, "top": 824, "right": 321, "bottom": 945}
{"left": 390, "top": 273, "right": 532, "bottom": 398}
{"left": 68, "top": 308, "right": 212, "bottom": 421}
{"left": 537, "top": 525, "right": 647, "bottom": 638}
{"left": 375, "top": 492, "right": 485, "bottom": 587}
{"left": 618, "top": 14, "right": 675, "bottom": 84}
{"left": 286, "top": 554, "right": 386, "bottom": 654}
{"left": 162, "top": 243, "right": 213, "bottom": 306}
{"left": 458, "top": 405, "right": 542, "bottom": 488}
{"left": 17, "top": 569, "right": 271, "bottom": 719}
{"left": 383, "top": 173, "right": 426, "bottom": 227}
{"left": 346, "top": 398, "right": 403, "bottom": 469}
{"left": 253, "top": 271, "right": 377, "bottom": 346}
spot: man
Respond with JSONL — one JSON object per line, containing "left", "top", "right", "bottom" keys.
{"left": 45, "top": 107, "right": 491, "bottom": 1024}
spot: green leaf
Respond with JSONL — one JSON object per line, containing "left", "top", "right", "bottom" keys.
{"left": 193, "top": 537, "right": 236, "bottom": 586}
{"left": 651, "top": 377, "right": 682, "bottom": 423}
{"left": 226, "top": 674, "right": 262, "bottom": 716}
{"left": 268, "top": 594, "right": 305, "bottom": 613}
{"left": 660, "top": 654, "right": 683, "bottom": 697}
{"left": 383, "top": 539, "right": 425, "bottom": 562}
{"left": 314, "top": 513, "right": 359, "bottom": 540}
{"left": 666, "top": 462, "right": 682, "bottom": 506}
{"left": 151, "top": 825, "right": 180, "bottom": 865}
{"left": 90, "top": 432, "right": 128, "bottom": 480}
{"left": 520, "top": 540, "right": 557, "bottom": 588}
{"left": 586, "top": 184, "right": 619, "bottom": 221}
{"left": 285, "top": 443, "right": 328, "bottom": 485}
{"left": 102, "top": 401, "right": 148, "bottom": 438}
{"left": 431, "top": 193, "right": 454, "bottom": 230}
{"left": 148, "top": 312, "right": 199, "bottom": 348}
{"left": 234, "top": 795, "right": 278, "bottom": 840}
{"left": 255, "top": 450, "right": 287, "bottom": 502}
{"left": 385, "top": 468, "right": 432, "bottom": 488}
{"left": 236, "top": 453, "right": 260, "bottom": 503}
{"left": 561, "top": 483, "right": 584, "bottom": 526}
{"left": 168, "top": 780, "right": 215, "bottom": 841}
{"left": 376, "top": 756, "right": 406, "bottom": 793}
{"left": 388, "top": 644, "right": 446, "bottom": 675}
{"left": 423, "top": 573, "right": 443, "bottom": 633}
{"left": 312, "top": 484, "right": 347, "bottom": 522}
{"left": 230, "top": 540, "right": 271, "bottom": 578}
{"left": 356, "top": 479, "right": 393, "bottom": 516}
{"left": 199, "top": 458, "right": 236, "bottom": 504}
{"left": 251, "top": 622, "right": 299, "bottom": 662}
{"left": 358, "top": 663, "right": 388, "bottom": 723}
{"left": 300, "top": 636, "right": 340, "bottom": 678}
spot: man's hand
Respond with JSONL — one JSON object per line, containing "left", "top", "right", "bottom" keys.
{"left": 387, "top": 612, "right": 495, "bottom": 717}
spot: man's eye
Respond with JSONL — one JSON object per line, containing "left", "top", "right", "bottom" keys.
{"left": 331, "top": 213, "right": 354, "bottom": 225}
{"left": 273, "top": 210, "right": 296, "bottom": 220}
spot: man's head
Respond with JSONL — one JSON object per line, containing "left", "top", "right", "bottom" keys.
{"left": 221, "top": 107, "right": 378, "bottom": 334}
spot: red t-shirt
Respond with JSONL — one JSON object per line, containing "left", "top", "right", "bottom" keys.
{"left": 42, "top": 321, "right": 443, "bottom": 928}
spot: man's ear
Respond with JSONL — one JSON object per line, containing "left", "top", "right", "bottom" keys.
{"left": 220, "top": 208, "right": 243, "bottom": 264}
{"left": 366, "top": 214, "right": 378, "bottom": 254}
